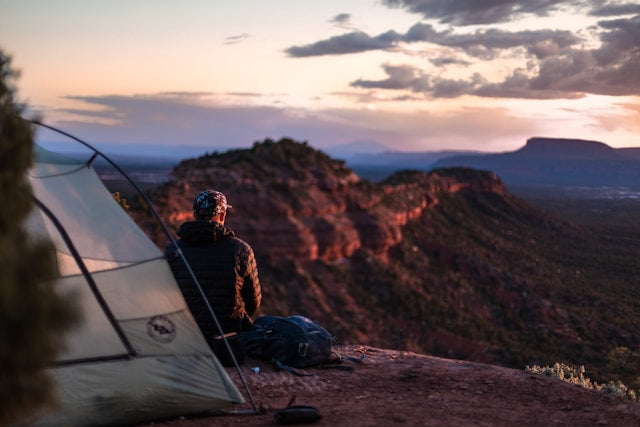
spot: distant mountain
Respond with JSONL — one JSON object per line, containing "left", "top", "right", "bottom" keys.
{"left": 35, "top": 140, "right": 214, "bottom": 160}
{"left": 346, "top": 149, "right": 482, "bottom": 166}
{"left": 433, "top": 137, "right": 640, "bottom": 189}
{"left": 324, "top": 141, "right": 482, "bottom": 181}
{"left": 618, "top": 147, "right": 640, "bottom": 160}
{"left": 324, "top": 140, "right": 392, "bottom": 157}
{"left": 334, "top": 149, "right": 482, "bottom": 182}
{"left": 130, "top": 138, "right": 640, "bottom": 389}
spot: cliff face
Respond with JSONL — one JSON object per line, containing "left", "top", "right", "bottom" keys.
{"left": 143, "top": 139, "right": 505, "bottom": 262}
{"left": 133, "top": 138, "right": 640, "bottom": 389}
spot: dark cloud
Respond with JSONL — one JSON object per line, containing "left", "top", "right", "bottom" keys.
{"left": 476, "top": 14, "right": 640, "bottom": 98}
{"left": 352, "top": 64, "right": 431, "bottom": 91}
{"left": 223, "top": 33, "right": 250, "bottom": 45}
{"left": 589, "top": 14, "right": 640, "bottom": 94}
{"left": 596, "top": 14, "right": 640, "bottom": 61}
{"left": 285, "top": 30, "right": 402, "bottom": 57}
{"left": 286, "top": 23, "right": 580, "bottom": 59}
{"left": 330, "top": 13, "right": 352, "bottom": 27}
{"left": 381, "top": 0, "right": 574, "bottom": 26}
{"left": 473, "top": 54, "right": 596, "bottom": 99}
{"left": 352, "top": 65, "right": 490, "bottom": 98}
{"left": 331, "top": 13, "right": 351, "bottom": 23}
{"left": 291, "top": 7, "right": 639, "bottom": 99}
{"left": 429, "top": 55, "right": 472, "bottom": 67}
{"left": 329, "top": 13, "right": 360, "bottom": 31}
{"left": 590, "top": 2, "right": 640, "bottom": 17}
{"left": 352, "top": 30, "right": 640, "bottom": 100}
{"left": 432, "top": 74, "right": 486, "bottom": 98}
{"left": 433, "top": 26, "right": 581, "bottom": 59}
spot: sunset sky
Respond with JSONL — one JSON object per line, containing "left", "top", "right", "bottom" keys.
{"left": 2, "top": 0, "right": 639, "bottom": 157}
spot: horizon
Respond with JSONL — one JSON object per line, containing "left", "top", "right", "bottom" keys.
{"left": 34, "top": 126, "right": 635, "bottom": 162}
{"left": 34, "top": 132, "right": 637, "bottom": 162}
{"left": 3, "top": 0, "right": 639, "bottom": 156}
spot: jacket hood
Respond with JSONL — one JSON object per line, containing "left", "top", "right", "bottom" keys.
{"left": 177, "top": 220, "right": 235, "bottom": 245}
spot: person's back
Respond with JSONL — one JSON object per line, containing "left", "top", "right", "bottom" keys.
{"left": 164, "top": 190, "right": 261, "bottom": 342}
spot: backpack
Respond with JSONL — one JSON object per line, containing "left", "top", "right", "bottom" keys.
{"left": 240, "top": 315, "right": 341, "bottom": 375}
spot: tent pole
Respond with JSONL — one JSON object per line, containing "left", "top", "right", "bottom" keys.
{"left": 27, "top": 119, "right": 259, "bottom": 413}
{"left": 33, "top": 197, "right": 137, "bottom": 359}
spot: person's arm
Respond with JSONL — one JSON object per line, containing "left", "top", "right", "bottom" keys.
{"left": 240, "top": 248, "right": 261, "bottom": 317}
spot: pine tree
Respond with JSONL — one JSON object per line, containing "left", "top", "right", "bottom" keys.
{"left": 0, "top": 50, "right": 80, "bottom": 424}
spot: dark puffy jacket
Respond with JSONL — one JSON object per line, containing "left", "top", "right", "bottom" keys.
{"left": 164, "top": 220, "right": 261, "bottom": 340}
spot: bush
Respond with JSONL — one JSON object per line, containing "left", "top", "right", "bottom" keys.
{"left": 526, "top": 362, "right": 638, "bottom": 402}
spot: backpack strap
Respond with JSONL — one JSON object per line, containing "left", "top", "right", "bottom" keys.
{"left": 345, "top": 354, "right": 366, "bottom": 364}
{"left": 330, "top": 348, "right": 366, "bottom": 365}
{"left": 272, "top": 352, "right": 365, "bottom": 375}
{"left": 319, "top": 353, "right": 365, "bottom": 371}
{"left": 271, "top": 359, "right": 314, "bottom": 377}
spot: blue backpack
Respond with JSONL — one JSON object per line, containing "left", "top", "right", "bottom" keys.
{"left": 240, "top": 315, "right": 341, "bottom": 374}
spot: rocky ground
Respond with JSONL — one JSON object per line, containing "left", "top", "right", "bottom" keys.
{"left": 143, "top": 345, "right": 640, "bottom": 426}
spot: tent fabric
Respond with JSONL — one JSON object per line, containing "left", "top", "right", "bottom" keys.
{"left": 25, "top": 146, "right": 243, "bottom": 426}
{"left": 31, "top": 356, "right": 238, "bottom": 427}
{"left": 28, "top": 154, "right": 160, "bottom": 263}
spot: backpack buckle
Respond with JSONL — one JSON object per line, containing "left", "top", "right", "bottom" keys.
{"left": 298, "top": 342, "right": 308, "bottom": 357}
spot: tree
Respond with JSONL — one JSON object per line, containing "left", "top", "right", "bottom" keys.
{"left": 0, "top": 50, "right": 80, "bottom": 424}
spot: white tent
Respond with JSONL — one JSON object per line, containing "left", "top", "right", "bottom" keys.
{"left": 24, "top": 146, "right": 244, "bottom": 426}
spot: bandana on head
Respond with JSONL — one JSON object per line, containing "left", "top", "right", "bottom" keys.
{"left": 193, "top": 190, "right": 231, "bottom": 219}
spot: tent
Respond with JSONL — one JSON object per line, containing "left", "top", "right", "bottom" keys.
{"left": 24, "top": 145, "right": 245, "bottom": 426}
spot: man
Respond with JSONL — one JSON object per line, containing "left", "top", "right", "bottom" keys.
{"left": 164, "top": 190, "right": 261, "bottom": 342}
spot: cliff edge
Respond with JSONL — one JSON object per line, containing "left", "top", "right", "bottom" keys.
{"left": 142, "top": 345, "right": 640, "bottom": 426}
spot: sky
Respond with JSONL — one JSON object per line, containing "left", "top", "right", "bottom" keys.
{"left": 2, "top": 0, "right": 639, "bottom": 158}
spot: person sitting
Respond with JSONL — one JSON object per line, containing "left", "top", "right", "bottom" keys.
{"left": 164, "top": 189, "right": 262, "bottom": 342}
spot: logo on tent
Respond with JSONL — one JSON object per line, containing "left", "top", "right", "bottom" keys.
{"left": 147, "top": 315, "right": 177, "bottom": 343}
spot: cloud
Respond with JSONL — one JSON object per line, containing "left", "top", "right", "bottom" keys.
{"left": 429, "top": 55, "right": 472, "bottom": 67}
{"left": 288, "top": 13, "right": 638, "bottom": 99}
{"left": 432, "top": 26, "right": 580, "bottom": 60}
{"left": 590, "top": 100, "right": 640, "bottom": 133}
{"left": 353, "top": 65, "right": 491, "bottom": 98}
{"left": 590, "top": 2, "right": 640, "bottom": 17}
{"left": 329, "top": 13, "right": 357, "bottom": 30}
{"left": 381, "top": 0, "right": 577, "bottom": 26}
{"left": 285, "top": 30, "right": 403, "bottom": 57}
{"left": 283, "top": 0, "right": 640, "bottom": 101}
{"left": 331, "top": 13, "right": 351, "bottom": 24}
{"left": 39, "top": 92, "right": 542, "bottom": 155}
{"left": 352, "top": 64, "right": 430, "bottom": 91}
{"left": 286, "top": 23, "right": 581, "bottom": 59}
{"left": 223, "top": 33, "right": 250, "bottom": 45}
{"left": 352, "top": 43, "right": 640, "bottom": 100}
{"left": 352, "top": 27, "right": 640, "bottom": 101}
{"left": 595, "top": 14, "right": 640, "bottom": 64}
{"left": 48, "top": 93, "right": 392, "bottom": 151}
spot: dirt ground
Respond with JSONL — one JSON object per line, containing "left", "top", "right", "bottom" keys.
{"left": 144, "top": 345, "right": 640, "bottom": 426}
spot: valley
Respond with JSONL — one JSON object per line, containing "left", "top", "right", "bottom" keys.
{"left": 102, "top": 138, "right": 640, "bottom": 393}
